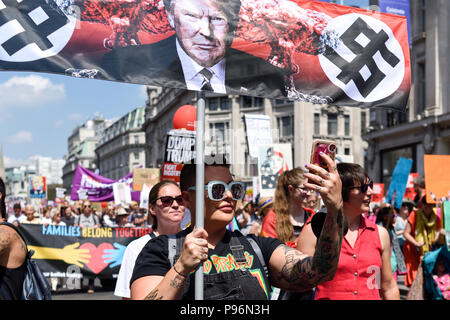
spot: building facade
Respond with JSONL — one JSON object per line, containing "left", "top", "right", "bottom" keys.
{"left": 96, "top": 107, "right": 147, "bottom": 180}
{"left": 62, "top": 117, "right": 113, "bottom": 191}
{"left": 143, "top": 87, "right": 368, "bottom": 187}
{"left": 362, "top": 0, "right": 450, "bottom": 186}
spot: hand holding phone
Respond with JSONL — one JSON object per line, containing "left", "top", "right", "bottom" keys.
{"left": 310, "top": 139, "right": 336, "bottom": 170}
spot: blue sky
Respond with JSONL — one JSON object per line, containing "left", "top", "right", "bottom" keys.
{"left": 0, "top": 70, "right": 148, "bottom": 167}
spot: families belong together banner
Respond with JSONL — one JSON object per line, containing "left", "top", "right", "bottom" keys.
{"left": 19, "top": 224, "right": 152, "bottom": 280}
{"left": 0, "top": 0, "right": 410, "bottom": 110}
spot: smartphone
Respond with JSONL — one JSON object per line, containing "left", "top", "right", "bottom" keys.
{"left": 310, "top": 139, "right": 336, "bottom": 170}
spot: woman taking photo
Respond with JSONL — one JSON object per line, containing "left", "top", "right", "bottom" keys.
{"left": 297, "top": 162, "right": 400, "bottom": 300}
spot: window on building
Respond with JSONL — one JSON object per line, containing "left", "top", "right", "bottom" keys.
{"left": 242, "top": 96, "right": 263, "bottom": 108}
{"left": 220, "top": 97, "right": 230, "bottom": 110}
{"left": 344, "top": 115, "right": 350, "bottom": 136}
{"left": 327, "top": 114, "right": 337, "bottom": 135}
{"left": 361, "top": 111, "right": 367, "bottom": 134}
{"left": 134, "top": 135, "right": 139, "bottom": 145}
{"left": 345, "top": 148, "right": 350, "bottom": 155}
{"left": 209, "top": 122, "right": 230, "bottom": 143}
{"left": 417, "top": 62, "right": 426, "bottom": 115}
{"left": 209, "top": 97, "right": 219, "bottom": 111}
{"left": 419, "top": 0, "right": 426, "bottom": 33}
{"left": 314, "top": 114, "right": 320, "bottom": 135}
{"left": 278, "top": 115, "right": 293, "bottom": 137}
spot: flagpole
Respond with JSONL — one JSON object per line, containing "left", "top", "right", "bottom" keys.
{"left": 195, "top": 91, "right": 205, "bottom": 300}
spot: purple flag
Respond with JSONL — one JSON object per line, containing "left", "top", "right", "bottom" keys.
{"left": 70, "top": 165, "right": 140, "bottom": 202}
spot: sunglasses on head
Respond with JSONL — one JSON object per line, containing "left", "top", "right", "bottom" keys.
{"left": 154, "top": 195, "right": 183, "bottom": 207}
{"left": 188, "top": 180, "right": 246, "bottom": 201}
{"left": 347, "top": 181, "right": 373, "bottom": 194}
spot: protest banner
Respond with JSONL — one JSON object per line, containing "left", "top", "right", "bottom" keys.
{"left": 258, "top": 143, "right": 293, "bottom": 197}
{"left": 0, "top": 0, "right": 410, "bottom": 110}
{"left": 70, "top": 165, "right": 140, "bottom": 202}
{"left": 244, "top": 114, "right": 273, "bottom": 159}
{"left": 372, "top": 183, "right": 384, "bottom": 203}
{"left": 424, "top": 155, "right": 450, "bottom": 204}
{"left": 132, "top": 168, "right": 160, "bottom": 191}
{"left": 18, "top": 224, "right": 152, "bottom": 283}
{"left": 386, "top": 157, "right": 413, "bottom": 209}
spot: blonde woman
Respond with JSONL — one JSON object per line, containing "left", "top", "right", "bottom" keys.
{"left": 260, "top": 167, "right": 315, "bottom": 247}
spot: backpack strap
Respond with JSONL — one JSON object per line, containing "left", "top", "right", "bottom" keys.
{"left": 245, "top": 235, "right": 270, "bottom": 281}
{"left": 229, "top": 235, "right": 247, "bottom": 265}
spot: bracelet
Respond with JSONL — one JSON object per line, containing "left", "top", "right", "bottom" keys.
{"left": 173, "top": 264, "right": 188, "bottom": 278}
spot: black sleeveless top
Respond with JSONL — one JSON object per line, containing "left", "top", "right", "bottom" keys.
{"left": 0, "top": 261, "right": 26, "bottom": 300}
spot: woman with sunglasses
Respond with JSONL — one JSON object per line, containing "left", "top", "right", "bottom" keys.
{"left": 129, "top": 153, "right": 346, "bottom": 300}
{"left": 297, "top": 162, "right": 400, "bottom": 300}
{"left": 114, "top": 180, "right": 186, "bottom": 299}
{"left": 261, "top": 167, "right": 316, "bottom": 247}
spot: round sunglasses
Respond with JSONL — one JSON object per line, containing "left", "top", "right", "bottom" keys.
{"left": 188, "top": 180, "right": 246, "bottom": 201}
{"left": 153, "top": 195, "right": 184, "bottom": 207}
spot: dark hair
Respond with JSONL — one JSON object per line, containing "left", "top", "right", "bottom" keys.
{"left": 180, "top": 154, "right": 231, "bottom": 192}
{"left": 375, "top": 206, "right": 392, "bottom": 226}
{"left": 149, "top": 180, "right": 180, "bottom": 230}
{"left": 337, "top": 163, "right": 369, "bottom": 202}
{"left": 0, "top": 178, "right": 6, "bottom": 219}
{"left": 419, "top": 195, "right": 431, "bottom": 206}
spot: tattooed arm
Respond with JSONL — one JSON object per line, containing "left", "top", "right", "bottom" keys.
{"left": 130, "top": 228, "right": 209, "bottom": 300}
{"left": 0, "top": 225, "right": 27, "bottom": 269}
{"left": 269, "top": 153, "right": 345, "bottom": 291}
{"left": 269, "top": 208, "right": 345, "bottom": 291}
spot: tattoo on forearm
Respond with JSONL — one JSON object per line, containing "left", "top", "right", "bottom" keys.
{"left": 170, "top": 275, "right": 185, "bottom": 289}
{"left": 280, "top": 209, "right": 345, "bottom": 290}
{"left": 144, "top": 289, "right": 163, "bottom": 300}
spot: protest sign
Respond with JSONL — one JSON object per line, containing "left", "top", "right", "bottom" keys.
{"left": 403, "top": 172, "right": 418, "bottom": 201}
{"left": 258, "top": 144, "right": 293, "bottom": 197}
{"left": 29, "top": 176, "right": 47, "bottom": 199}
{"left": 386, "top": 157, "right": 413, "bottom": 209}
{"left": 244, "top": 114, "right": 273, "bottom": 159}
{"left": 132, "top": 168, "right": 160, "bottom": 191}
{"left": 161, "top": 129, "right": 196, "bottom": 182}
{"left": 0, "top": 0, "right": 410, "bottom": 110}
{"left": 372, "top": 183, "right": 384, "bottom": 203}
{"left": 424, "top": 155, "right": 450, "bottom": 203}
{"left": 19, "top": 224, "right": 152, "bottom": 282}
{"left": 113, "top": 182, "right": 132, "bottom": 207}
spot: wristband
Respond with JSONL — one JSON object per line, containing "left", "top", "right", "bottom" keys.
{"left": 173, "top": 264, "right": 188, "bottom": 278}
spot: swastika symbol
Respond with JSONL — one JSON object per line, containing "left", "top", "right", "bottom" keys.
{"left": 323, "top": 17, "right": 400, "bottom": 98}
{"left": 319, "top": 13, "right": 405, "bottom": 103}
{"left": 0, "top": 0, "right": 69, "bottom": 56}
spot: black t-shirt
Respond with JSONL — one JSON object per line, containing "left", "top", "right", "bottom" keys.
{"left": 131, "top": 228, "right": 283, "bottom": 296}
